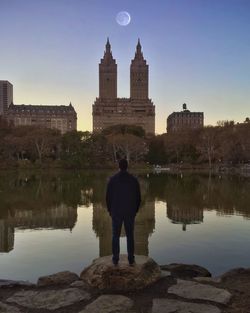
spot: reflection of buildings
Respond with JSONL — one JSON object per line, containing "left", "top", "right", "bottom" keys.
{"left": 10, "top": 204, "right": 77, "bottom": 229}
{"left": 92, "top": 201, "right": 155, "bottom": 257}
{"left": 167, "top": 204, "right": 203, "bottom": 231}
{"left": 0, "top": 204, "right": 77, "bottom": 253}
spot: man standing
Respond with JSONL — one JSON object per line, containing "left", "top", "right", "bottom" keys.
{"left": 106, "top": 159, "right": 141, "bottom": 265}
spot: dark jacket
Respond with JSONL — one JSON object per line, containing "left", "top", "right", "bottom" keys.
{"left": 106, "top": 170, "right": 141, "bottom": 217}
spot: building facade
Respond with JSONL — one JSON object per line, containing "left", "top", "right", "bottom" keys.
{"left": 0, "top": 80, "right": 77, "bottom": 134}
{"left": 93, "top": 39, "right": 155, "bottom": 135}
{"left": 0, "top": 80, "right": 13, "bottom": 116}
{"left": 6, "top": 103, "right": 77, "bottom": 134}
{"left": 167, "top": 103, "right": 204, "bottom": 133}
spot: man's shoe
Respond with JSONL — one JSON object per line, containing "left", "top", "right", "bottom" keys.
{"left": 128, "top": 258, "right": 135, "bottom": 266}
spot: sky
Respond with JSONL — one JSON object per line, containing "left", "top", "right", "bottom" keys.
{"left": 0, "top": 0, "right": 250, "bottom": 134}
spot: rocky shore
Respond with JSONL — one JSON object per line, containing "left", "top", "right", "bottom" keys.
{"left": 0, "top": 255, "right": 250, "bottom": 313}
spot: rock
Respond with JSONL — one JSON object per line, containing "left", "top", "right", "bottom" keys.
{"left": 0, "top": 302, "right": 21, "bottom": 313}
{"left": 6, "top": 288, "right": 91, "bottom": 310}
{"left": 152, "top": 298, "right": 221, "bottom": 313}
{"left": 79, "top": 295, "right": 134, "bottom": 313}
{"left": 160, "top": 263, "right": 211, "bottom": 278}
{"left": 168, "top": 279, "right": 232, "bottom": 304}
{"left": 220, "top": 267, "right": 250, "bottom": 282}
{"left": 80, "top": 255, "right": 161, "bottom": 291}
{"left": 0, "top": 279, "right": 34, "bottom": 288}
{"left": 37, "top": 271, "right": 79, "bottom": 286}
{"left": 219, "top": 267, "right": 250, "bottom": 292}
{"left": 161, "top": 270, "right": 171, "bottom": 278}
{"left": 70, "top": 280, "right": 88, "bottom": 288}
{"left": 194, "top": 276, "right": 221, "bottom": 283}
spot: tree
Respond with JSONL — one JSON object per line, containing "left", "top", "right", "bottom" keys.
{"left": 147, "top": 135, "right": 168, "bottom": 165}
{"left": 196, "top": 126, "right": 220, "bottom": 168}
{"left": 102, "top": 124, "right": 145, "bottom": 138}
{"left": 106, "top": 133, "right": 146, "bottom": 163}
{"left": 25, "top": 127, "right": 61, "bottom": 163}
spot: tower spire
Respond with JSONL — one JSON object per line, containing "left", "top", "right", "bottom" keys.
{"left": 134, "top": 38, "right": 143, "bottom": 60}
{"left": 137, "top": 38, "right": 141, "bottom": 53}
{"left": 99, "top": 38, "right": 117, "bottom": 99}
{"left": 130, "top": 39, "right": 148, "bottom": 99}
{"left": 106, "top": 37, "right": 111, "bottom": 53}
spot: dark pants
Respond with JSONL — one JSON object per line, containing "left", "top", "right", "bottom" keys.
{"left": 112, "top": 215, "right": 135, "bottom": 263}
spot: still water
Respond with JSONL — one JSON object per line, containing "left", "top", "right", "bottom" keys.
{"left": 0, "top": 170, "right": 250, "bottom": 282}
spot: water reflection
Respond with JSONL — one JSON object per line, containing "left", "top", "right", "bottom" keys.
{"left": 0, "top": 171, "right": 250, "bottom": 255}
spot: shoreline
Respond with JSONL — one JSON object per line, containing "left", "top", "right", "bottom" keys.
{"left": 1, "top": 259, "right": 250, "bottom": 312}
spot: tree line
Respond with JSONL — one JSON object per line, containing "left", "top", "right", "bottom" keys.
{"left": 0, "top": 117, "right": 250, "bottom": 168}
{"left": 148, "top": 120, "right": 250, "bottom": 168}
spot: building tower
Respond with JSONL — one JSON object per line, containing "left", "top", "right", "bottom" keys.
{"left": 130, "top": 39, "right": 148, "bottom": 100}
{"left": 92, "top": 39, "right": 155, "bottom": 134}
{"left": 0, "top": 80, "right": 13, "bottom": 116}
{"left": 99, "top": 38, "right": 117, "bottom": 100}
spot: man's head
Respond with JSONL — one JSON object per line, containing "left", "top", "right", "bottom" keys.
{"left": 119, "top": 159, "right": 128, "bottom": 171}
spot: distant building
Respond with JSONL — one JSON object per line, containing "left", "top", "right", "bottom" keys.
{"left": 92, "top": 39, "right": 155, "bottom": 135}
{"left": 0, "top": 80, "right": 77, "bottom": 134}
{"left": 167, "top": 103, "right": 204, "bottom": 133}
{"left": 6, "top": 103, "right": 77, "bottom": 134}
{"left": 0, "top": 80, "right": 13, "bottom": 116}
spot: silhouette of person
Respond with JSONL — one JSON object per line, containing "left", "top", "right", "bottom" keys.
{"left": 106, "top": 159, "right": 141, "bottom": 265}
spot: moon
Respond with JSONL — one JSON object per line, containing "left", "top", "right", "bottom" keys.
{"left": 116, "top": 11, "right": 131, "bottom": 26}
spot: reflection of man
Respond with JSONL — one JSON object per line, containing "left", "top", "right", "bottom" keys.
{"left": 106, "top": 159, "right": 141, "bottom": 265}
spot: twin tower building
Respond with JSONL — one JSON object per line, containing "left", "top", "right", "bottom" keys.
{"left": 93, "top": 39, "right": 155, "bottom": 135}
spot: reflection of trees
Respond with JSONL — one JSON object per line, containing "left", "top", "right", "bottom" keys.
{"left": 147, "top": 173, "right": 250, "bottom": 222}
{"left": 1, "top": 170, "right": 250, "bottom": 254}
{"left": 0, "top": 219, "right": 14, "bottom": 252}
{"left": 0, "top": 171, "right": 82, "bottom": 252}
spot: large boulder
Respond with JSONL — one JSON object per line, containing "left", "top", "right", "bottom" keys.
{"left": 80, "top": 255, "right": 161, "bottom": 291}
{"left": 0, "top": 279, "right": 34, "bottom": 288}
{"left": 152, "top": 299, "right": 221, "bottom": 313}
{"left": 6, "top": 288, "right": 90, "bottom": 310}
{"left": 220, "top": 267, "right": 250, "bottom": 282}
{"left": 219, "top": 267, "right": 250, "bottom": 292}
{"left": 168, "top": 279, "right": 232, "bottom": 304}
{"left": 0, "top": 302, "right": 21, "bottom": 313}
{"left": 37, "top": 271, "right": 79, "bottom": 287}
{"left": 160, "top": 263, "right": 211, "bottom": 279}
{"left": 79, "top": 295, "right": 134, "bottom": 313}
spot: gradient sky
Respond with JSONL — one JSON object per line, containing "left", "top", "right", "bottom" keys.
{"left": 1, "top": 0, "right": 250, "bottom": 134}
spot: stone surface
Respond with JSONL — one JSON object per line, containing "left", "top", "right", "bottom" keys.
{"left": 80, "top": 255, "right": 161, "bottom": 291}
{"left": 70, "top": 280, "right": 88, "bottom": 288}
{"left": 160, "top": 263, "right": 211, "bottom": 278}
{"left": 220, "top": 267, "right": 250, "bottom": 282}
{"left": 168, "top": 279, "right": 231, "bottom": 304}
{"left": 0, "top": 279, "right": 34, "bottom": 288}
{"left": 194, "top": 276, "right": 221, "bottom": 283}
{"left": 79, "top": 295, "right": 134, "bottom": 313}
{"left": 0, "top": 302, "right": 21, "bottom": 313}
{"left": 152, "top": 299, "right": 221, "bottom": 313}
{"left": 6, "top": 288, "right": 90, "bottom": 310}
{"left": 161, "top": 270, "right": 171, "bottom": 278}
{"left": 37, "top": 271, "right": 79, "bottom": 286}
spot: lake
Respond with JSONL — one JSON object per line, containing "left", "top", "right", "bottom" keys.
{"left": 0, "top": 170, "right": 250, "bottom": 282}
